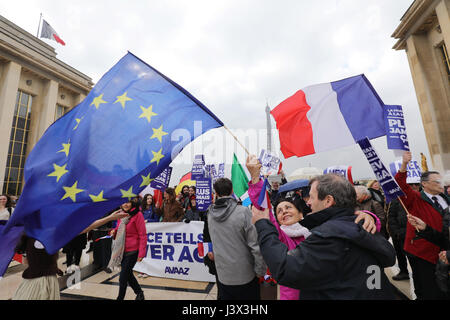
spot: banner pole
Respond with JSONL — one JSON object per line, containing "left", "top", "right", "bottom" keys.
{"left": 398, "top": 196, "right": 420, "bottom": 232}
{"left": 223, "top": 125, "right": 250, "bottom": 155}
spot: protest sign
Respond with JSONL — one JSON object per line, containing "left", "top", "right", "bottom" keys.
{"left": 384, "top": 105, "right": 409, "bottom": 156}
{"left": 195, "top": 178, "right": 212, "bottom": 211}
{"left": 357, "top": 137, "right": 404, "bottom": 203}
{"left": 191, "top": 155, "right": 205, "bottom": 181}
{"left": 134, "top": 222, "right": 216, "bottom": 282}
{"left": 259, "top": 149, "right": 281, "bottom": 176}
{"left": 323, "top": 165, "right": 353, "bottom": 184}
{"left": 389, "top": 160, "right": 421, "bottom": 184}
{"left": 217, "top": 163, "right": 225, "bottom": 179}
{"left": 150, "top": 166, "right": 172, "bottom": 191}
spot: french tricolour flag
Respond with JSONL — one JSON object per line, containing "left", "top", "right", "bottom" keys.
{"left": 197, "top": 242, "right": 213, "bottom": 258}
{"left": 257, "top": 179, "right": 272, "bottom": 210}
{"left": 271, "top": 74, "right": 386, "bottom": 158}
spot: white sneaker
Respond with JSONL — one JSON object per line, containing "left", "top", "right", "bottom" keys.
{"left": 137, "top": 273, "right": 142, "bottom": 278}
{"left": 141, "top": 273, "right": 148, "bottom": 278}
{"left": 66, "top": 265, "right": 73, "bottom": 274}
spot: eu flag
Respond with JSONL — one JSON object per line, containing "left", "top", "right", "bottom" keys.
{"left": 3, "top": 52, "right": 224, "bottom": 256}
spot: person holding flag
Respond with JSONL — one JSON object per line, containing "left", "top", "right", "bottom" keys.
{"left": 0, "top": 52, "right": 224, "bottom": 278}
{"left": 246, "top": 154, "right": 382, "bottom": 300}
{"left": 12, "top": 209, "right": 128, "bottom": 300}
{"left": 395, "top": 151, "right": 449, "bottom": 300}
{"left": 251, "top": 171, "right": 396, "bottom": 300}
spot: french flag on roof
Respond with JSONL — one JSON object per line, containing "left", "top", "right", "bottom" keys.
{"left": 257, "top": 179, "right": 272, "bottom": 210}
{"left": 271, "top": 74, "right": 386, "bottom": 158}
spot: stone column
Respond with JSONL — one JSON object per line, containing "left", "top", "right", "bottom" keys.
{"left": 405, "top": 33, "right": 450, "bottom": 172}
{"left": 436, "top": 0, "right": 450, "bottom": 48}
{"left": 0, "top": 61, "right": 21, "bottom": 192}
{"left": 28, "top": 79, "right": 59, "bottom": 151}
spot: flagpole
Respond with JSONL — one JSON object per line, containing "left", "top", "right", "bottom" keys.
{"left": 397, "top": 196, "right": 420, "bottom": 232}
{"left": 36, "top": 13, "right": 42, "bottom": 37}
{"left": 223, "top": 125, "right": 250, "bottom": 155}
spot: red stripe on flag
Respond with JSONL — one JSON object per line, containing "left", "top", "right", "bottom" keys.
{"left": 197, "top": 242, "right": 204, "bottom": 257}
{"left": 13, "top": 253, "right": 23, "bottom": 264}
{"left": 271, "top": 90, "right": 315, "bottom": 158}
{"left": 180, "top": 172, "right": 191, "bottom": 183}
{"left": 153, "top": 189, "right": 163, "bottom": 207}
{"left": 347, "top": 166, "right": 354, "bottom": 185}
{"left": 53, "top": 34, "right": 65, "bottom": 46}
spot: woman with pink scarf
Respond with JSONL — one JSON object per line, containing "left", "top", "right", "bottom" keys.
{"left": 246, "top": 155, "right": 381, "bottom": 300}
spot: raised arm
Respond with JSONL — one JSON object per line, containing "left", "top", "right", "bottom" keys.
{"left": 80, "top": 209, "right": 128, "bottom": 234}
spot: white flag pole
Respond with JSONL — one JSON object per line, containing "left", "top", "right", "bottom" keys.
{"left": 36, "top": 13, "right": 42, "bottom": 37}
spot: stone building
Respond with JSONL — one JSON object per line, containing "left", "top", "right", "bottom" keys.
{"left": 0, "top": 15, "right": 93, "bottom": 196}
{"left": 392, "top": 0, "right": 450, "bottom": 172}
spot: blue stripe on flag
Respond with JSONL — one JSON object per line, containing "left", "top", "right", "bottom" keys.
{"left": 331, "top": 74, "right": 385, "bottom": 142}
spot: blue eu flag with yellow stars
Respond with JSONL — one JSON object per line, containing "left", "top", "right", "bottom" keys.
{"left": 3, "top": 52, "right": 224, "bottom": 256}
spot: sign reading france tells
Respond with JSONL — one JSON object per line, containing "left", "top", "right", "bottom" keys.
{"left": 133, "top": 222, "right": 216, "bottom": 282}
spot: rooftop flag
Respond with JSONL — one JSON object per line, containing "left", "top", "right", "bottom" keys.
{"left": 271, "top": 74, "right": 386, "bottom": 158}
{"left": 2, "top": 52, "right": 223, "bottom": 259}
{"left": 40, "top": 19, "right": 66, "bottom": 46}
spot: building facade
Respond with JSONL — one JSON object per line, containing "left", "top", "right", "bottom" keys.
{"left": 0, "top": 15, "right": 93, "bottom": 196}
{"left": 392, "top": 0, "right": 450, "bottom": 172}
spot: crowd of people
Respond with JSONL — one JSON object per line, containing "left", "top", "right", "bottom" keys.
{"left": 3, "top": 150, "right": 450, "bottom": 300}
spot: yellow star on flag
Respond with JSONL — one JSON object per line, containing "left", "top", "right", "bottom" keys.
{"left": 151, "top": 148, "right": 165, "bottom": 166}
{"left": 89, "top": 191, "right": 107, "bottom": 202}
{"left": 139, "top": 105, "right": 157, "bottom": 123}
{"left": 150, "top": 125, "right": 168, "bottom": 143}
{"left": 58, "top": 141, "right": 71, "bottom": 157}
{"left": 48, "top": 163, "right": 69, "bottom": 182}
{"left": 90, "top": 93, "right": 107, "bottom": 109}
{"left": 114, "top": 92, "right": 133, "bottom": 109}
{"left": 61, "top": 181, "right": 84, "bottom": 202}
{"left": 73, "top": 118, "right": 83, "bottom": 130}
{"left": 120, "top": 186, "right": 136, "bottom": 200}
{"left": 140, "top": 172, "right": 154, "bottom": 188}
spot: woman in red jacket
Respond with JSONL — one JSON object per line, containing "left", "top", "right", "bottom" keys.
{"left": 109, "top": 199, "right": 147, "bottom": 300}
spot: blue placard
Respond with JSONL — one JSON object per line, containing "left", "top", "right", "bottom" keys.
{"left": 191, "top": 155, "right": 205, "bottom": 181}
{"left": 357, "top": 137, "right": 405, "bottom": 203}
{"left": 384, "top": 105, "right": 409, "bottom": 152}
{"left": 195, "top": 178, "right": 212, "bottom": 211}
{"left": 150, "top": 166, "right": 173, "bottom": 191}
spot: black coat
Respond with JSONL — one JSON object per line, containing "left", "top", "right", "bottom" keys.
{"left": 387, "top": 199, "right": 407, "bottom": 240}
{"left": 416, "top": 207, "right": 450, "bottom": 293}
{"left": 255, "top": 207, "right": 397, "bottom": 300}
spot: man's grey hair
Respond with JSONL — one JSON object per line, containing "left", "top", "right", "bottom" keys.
{"left": 309, "top": 174, "right": 357, "bottom": 209}
{"left": 420, "top": 171, "right": 440, "bottom": 184}
{"left": 354, "top": 185, "right": 372, "bottom": 198}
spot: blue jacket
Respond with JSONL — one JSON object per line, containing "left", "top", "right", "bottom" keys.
{"left": 142, "top": 207, "right": 160, "bottom": 223}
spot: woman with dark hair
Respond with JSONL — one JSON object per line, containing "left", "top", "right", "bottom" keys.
{"left": 108, "top": 199, "right": 147, "bottom": 300}
{"left": 246, "top": 155, "right": 381, "bottom": 300}
{"left": 142, "top": 194, "right": 160, "bottom": 223}
{"left": 161, "top": 188, "right": 184, "bottom": 222}
{"left": 0, "top": 194, "right": 13, "bottom": 222}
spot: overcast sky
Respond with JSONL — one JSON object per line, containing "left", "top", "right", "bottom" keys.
{"left": 1, "top": 0, "right": 431, "bottom": 184}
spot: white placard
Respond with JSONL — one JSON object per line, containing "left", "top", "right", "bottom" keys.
{"left": 133, "top": 221, "right": 216, "bottom": 282}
